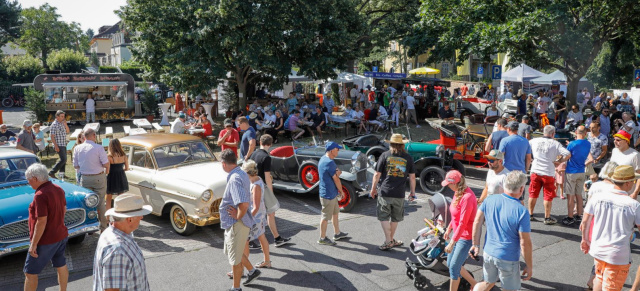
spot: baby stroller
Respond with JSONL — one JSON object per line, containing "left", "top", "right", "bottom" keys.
{"left": 405, "top": 193, "right": 475, "bottom": 290}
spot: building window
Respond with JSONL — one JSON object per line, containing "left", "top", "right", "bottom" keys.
{"left": 441, "top": 63, "right": 449, "bottom": 77}
{"left": 390, "top": 41, "right": 397, "bottom": 52}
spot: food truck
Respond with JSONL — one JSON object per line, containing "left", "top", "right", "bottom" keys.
{"left": 33, "top": 73, "right": 136, "bottom": 122}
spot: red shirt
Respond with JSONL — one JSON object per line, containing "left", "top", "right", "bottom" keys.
{"left": 368, "top": 91, "right": 375, "bottom": 102}
{"left": 460, "top": 86, "right": 468, "bottom": 96}
{"left": 203, "top": 122, "right": 213, "bottom": 136}
{"left": 29, "top": 181, "right": 68, "bottom": 245}
{"left": 449, "top": 187, "right": 477, "bottom": 241}
{"left": 218, "top": 128, "right": 239, "bottom": 156}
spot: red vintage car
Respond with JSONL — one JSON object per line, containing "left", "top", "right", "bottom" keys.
{"left": 425, "top": 119, "right": 492, "bottom": 165}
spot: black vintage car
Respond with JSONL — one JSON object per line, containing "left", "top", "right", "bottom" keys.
{"left": 268, "top": 144, "right": 372, "bottom": 212}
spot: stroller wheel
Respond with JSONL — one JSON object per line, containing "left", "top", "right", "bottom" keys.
{"left": 413, "top": 275, "right": 427, "bottom": 289}
{"left": 406, "top": 268, "right": 415, "bottom": 280}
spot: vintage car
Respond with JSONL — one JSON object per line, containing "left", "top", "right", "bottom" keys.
{"left": 268, "top": 144, "right": 371, "bottom": 212}
{"left": 120, "top": 133, "right": 227, "bottom": 236}
{"left": 0, "top": 148, "right": 100, "bottom": 258}
{"left": 341, "top": 126, "right": 465, "bottom": 194}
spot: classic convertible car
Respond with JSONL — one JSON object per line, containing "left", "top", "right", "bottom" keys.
{"left": 0, "top": 148, "right": 100, "bottom": 258}
{"left": 341, "top": 126, "right": 465, "bottom": 195}
{"left": 120, "top": 133, "right": 227, "bottom": 235}
{"left": 268, "top": 144, "right": 371, "bottom": 212}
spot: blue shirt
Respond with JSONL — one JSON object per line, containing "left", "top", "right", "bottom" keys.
{"left": 499, "top": 134, "right": 532, "bottom": 172}
{"left": 490, "top": 130, "right": 509, "bottom": 150}
{"left": 318, "top": 155, "right": 339, "bottom": 200}
{"left": 286, "top": 98, "right": 298, "bottom": 113}
{"left": 480, "top": 194, "right": 531, "bottom": 262}
{"left": 517, "top": 98, "right": 526, "bottom": 115}
{"left": 219, "top": 167, "right": 255, "bottom": 229}
{"left": 599, "top": 114, "right": 611, "bottom": 136}
{"left": 566, "top": 139, "right": 591, "bottom": 174}
{"left": 239, "top": 127, "right": 256, "bottom": 159}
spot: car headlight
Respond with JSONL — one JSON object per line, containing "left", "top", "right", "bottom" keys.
{"left": 202, "top": 190, "right": 213, "bottom": 202}
{"left": 436, "top": 145, "right": 445, "bottom": 157}
{"left": 85, "top": 194, "right": 99, "bottom": 208}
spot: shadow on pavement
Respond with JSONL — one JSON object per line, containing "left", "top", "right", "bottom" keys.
{"left": 260, "top": 269, "right": 357, "bottom": 291}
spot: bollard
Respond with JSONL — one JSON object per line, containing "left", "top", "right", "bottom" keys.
{"left": 0, "top": 110, "right": 3, "bottom": 124}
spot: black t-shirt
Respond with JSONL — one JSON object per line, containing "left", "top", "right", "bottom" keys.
{"left": 438, "top": 107, "right": 454, "bottom": 119}
{"left": 369, "top": 109, "right": 378, "bottom": 121}
{"left": 375, "top": 151, "right": 415, "bottom": 198}
{"left": 312, "top": 113, "right": 325, "bottom": 127}
{"left": 275, "top": 116, "right": 284, "bottom": 130}
{"left": 0, "top": 130, "right": 16, "bottom": 140}
{"left": 249, "top": 148, "right": 271, "bottom": 182}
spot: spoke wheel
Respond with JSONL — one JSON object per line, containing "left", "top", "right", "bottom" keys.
{"left": 419, "top": 166, "right": 446, "bottom": 194}
{"left": 298, "top": 163, "right": 319, "bottom": 189}
{"left": 2, "top": 98, "right": 14, "bottom": 107}
{"left": 170, "top": 204, "right": 196, "bottom": 236}
{"left": 338, "top": 182, "right": 357, "bottom": 212}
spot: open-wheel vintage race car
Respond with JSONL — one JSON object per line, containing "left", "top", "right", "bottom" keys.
{"left": 425, "top": 119, "right": 491, "bottom": 165}
{"left": 268, "top": 143, "right": 372, "bottom": 212}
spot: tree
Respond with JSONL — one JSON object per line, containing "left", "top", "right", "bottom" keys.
{"left": 89, "top": 51, "right": 99, "bottom": 67}
{"left": 0, "top": 0, "right": 21, "bottom": 47}
{"left": 586, "top": 35, "right": 640, "bottom": 90}
{"left": 411, "top": 0, "right": 640, "bottom": 104}
{"left": 46, "top": 48, "right": 88, "bottom": 73}
{"left": 85, "top": 28, "right": 94, "bottom": 39}
{"left": 121, "top": 0, "right": 362, "bottom": 109}
{"left": 3, "top": 54, "right": 44, "bottom": 83}
{"left": 17, "top": 4, "right": 84, "bottom": 68}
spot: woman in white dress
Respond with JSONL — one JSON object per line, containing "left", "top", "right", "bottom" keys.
{"left": 242, "top": 160, "right": 271, "bottom": 268}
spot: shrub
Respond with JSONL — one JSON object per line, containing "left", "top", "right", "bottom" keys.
{"left": 3, "top": 55, "right": 44, "bottom": 83}
{"left": 46, "top": 48, "right": 88, "bottom": 73}
{"left": 99, "top": 66, "right": 118, "bottom": 73}
{"left": 140, "top": 86, "right": 158, "bottom": 115}
{"left": 24, "top": 88, "right": 47, "bottom": 122}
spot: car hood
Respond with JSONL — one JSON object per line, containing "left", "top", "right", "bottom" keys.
{"left": 0, "top": 180, "right": 92, "bottom": 226}
{"left": 156, "top": 161, "right": 226, "bottom": 188}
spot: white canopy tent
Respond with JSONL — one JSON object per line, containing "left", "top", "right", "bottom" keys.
{"left": 501, "top": 64, "right": 546, "bottom": 82}
{"left": 327, "top": 72, "right": 373, "bottom": 89}
{"left": 530, "top": 70, "right": 588, "bottom": 84}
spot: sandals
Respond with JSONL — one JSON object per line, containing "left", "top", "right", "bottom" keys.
{"left": 255, "top": 260, "right": 272, "bottom": 268}
{"left": 392, "top": 239, "right": 404, "bottom": 247}
{"left": 379, "top": 241, "right": 394, "bottom": 251}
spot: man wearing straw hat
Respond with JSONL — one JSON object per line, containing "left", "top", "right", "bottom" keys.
{"left": 93, "top": 194, "right": 152, "bottom": 291}
{"left": 581, "top": 165, "right": 640, "bottom": 291}
{"left": 370, "top": 133, "right": 416, "bottom": 250}
{"left": 610, "top": 130, "right": 640, "bottom": 199}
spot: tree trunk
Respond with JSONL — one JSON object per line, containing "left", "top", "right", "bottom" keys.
{"left": 42, "top": 49, "right": 49, "bottom": 70}
{"left": 346, "top": 60, "right": 355, "bottom": 73}
{"left": 235, "top": 72, "right": 247, "bottom": 111}
{"left": 565, "top": 73, "right": 582, "bottom": 107}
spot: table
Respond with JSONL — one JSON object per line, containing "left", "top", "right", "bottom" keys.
{"left": 188, "top": 128, "right": 205, "bottom": 135}
{"left": 40, "top": 126, "right": 50, "bottom": 133}
{"left": 129, "top": 128, "right": 147, "bottom": 136}
{"left": 83, "top": 123, "right": 100, "bottom": 133}
{"left": 133, "top": 118, "right": 153, "bottom": 129}
{"left": 159, "top": 103, "right": 172, "bottom": 126}
{"left": 202, "top": 103, "right": 215, "bottom": 124}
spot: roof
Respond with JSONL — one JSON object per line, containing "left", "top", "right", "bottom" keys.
{"left": 0, "top": 148, "right": 36, "bottom": 159}
{"left": 119, "top": 133, "right": 202, "bottom": 149}
{"left": 90, "top": 21, "right": 124, "bottom": 44}
{"left": 530, "top": 70, "right": 589, "bottom": 84}
{"left": 501, "top": 64, "right": 545, "bottom": 82}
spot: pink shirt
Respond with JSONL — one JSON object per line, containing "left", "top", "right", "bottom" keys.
{"left": 449, "top": 187, "right": 478, "bottom": 241}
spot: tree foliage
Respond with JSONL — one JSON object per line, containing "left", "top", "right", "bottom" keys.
{"left": 3, "top": 54, "right": 44, "bottom": 83}
{"left": 24, "top": 87, "right": 47, "bottom": 122}
{"left": 46, "top": 48, "right": 88, "bottom": 73}
{"left": 587, "top": 35, "right": 640, "bottom": 90}
{"left": 0, "top": 0, "right": 21, "bottom": 47}
{"left": 410, "top": 0, "right": 640, "bottom": 102}
{"left": 121, "top": 0, "right": 363, "bottom": 109}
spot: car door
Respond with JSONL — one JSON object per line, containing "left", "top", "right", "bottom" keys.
{"left": 126, "top": 146, "right": 163, "bottom": 214}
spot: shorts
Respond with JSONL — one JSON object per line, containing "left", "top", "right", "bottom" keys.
{"left": 529, "top": 173, "right": 556, "bottom": 201}
{"left": 447, "top": 239, "right": 472, "bottom": 280}
{"left": 594, "top": 258, "right": 630, "bottom": 291}
{"left": 24, "top": 237, "right": 68, "bottom": 274}
{"left": 406, "top": 109, "right": 417, "bottom": 121}
{"left": 320, "top": 197, "right": 339, "bottom": 220}
{"left": 223, "top": 221, "right": 250, "bottom": 266}
{"left": 292, "top": 127, "right": 304, "bottom": 134}
{"left": 376, "top": 196, "right": 405, "bottom": 222}
{"left": 564, "top": 173, "right": 586, "bottom": 196}
{"left": 482, "top": 253, "right": 521, "bottom": 290}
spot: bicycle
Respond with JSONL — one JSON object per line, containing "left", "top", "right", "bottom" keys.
{"left": 2, "top": 94, "right": 25, "bottom": 107}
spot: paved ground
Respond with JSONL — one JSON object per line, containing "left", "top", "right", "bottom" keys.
{"left": 2, "top": 108, "right": 640, "bottom": 290}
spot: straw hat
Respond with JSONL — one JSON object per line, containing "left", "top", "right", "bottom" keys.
{"left": 105, "top": 194, "right": 152, "bottom": 218}
{"left": 249, "top": 112, "right": 258, "bottom": 119}
{"left": 609, "top": 165, "right": 640, "bottom": 183}
{"left": 386, "top": 133, "right": 409, "bottom": 144}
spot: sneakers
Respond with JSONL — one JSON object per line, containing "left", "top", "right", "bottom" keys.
{"left": 318, "top": 237, "right": 336, "bottom": 245}
{"left": 274, "top": 236, "right": 291, "bottom": 247}
{"left": 248, "top": 240, "right": 260, "bottom": 250}
{"left": 574, "top": 215, "right": 582, "bottom": 222}
{"left": 544, "top": 217, "right": 557, "bottom": 225}
{"left": 243, "top": 269, "right": 261, "bottom": 286}
{"left": 530, "top": 216, "right": 538, "bottom": 222}
{"left": 562, "top": 216, "right": 576, "bottom": 226}
{"left": 333, "top": 232, "right": 349, "bottom": 241}
{"left": 416, "top": 125, "right": 421, "bottom": 128}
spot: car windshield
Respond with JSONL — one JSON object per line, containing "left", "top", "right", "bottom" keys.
{"left": 0, "top": 157, "right": 38, "bottom": 185}
{"left": 152, "top": 141, "right": 215, "bottom": 168}
{"left": 392, "top": 125, "right": 412, "bottom": 141}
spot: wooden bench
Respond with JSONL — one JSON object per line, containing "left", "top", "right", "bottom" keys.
{"left": 102, "top": 138, "right": 110, "bottom": 148}
{"left": 152, "top": 123, "right": 165, "bottom": 132}
{"left": 326, "top": 123, "right": 345, "bottom": 138}
{"left": 104, "top": 127, "right": 114, "bottom": 138}
{"left": 123, "top": 126, "right": 131, "bottom": 136}
{"left": 66, "top": 140, "right": 76, "bottom": 153}
{"left": 69, "top": 129, "right": 82, "bottom": 140}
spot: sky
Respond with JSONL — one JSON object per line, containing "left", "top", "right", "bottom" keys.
{"left": 18, "top": 0, "right": 128, "bottom": 33}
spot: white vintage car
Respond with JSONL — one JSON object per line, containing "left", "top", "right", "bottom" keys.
{"left": 120, "top": 133, "right": 227, "bottom": 235}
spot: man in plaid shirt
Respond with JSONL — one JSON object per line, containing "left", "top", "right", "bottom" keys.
{"left": 48, "top": 110, "right": 70, "bottom": 179}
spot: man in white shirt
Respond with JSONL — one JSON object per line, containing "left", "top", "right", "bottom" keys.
{"left": 85, "top": 95, "right": 96, "bottom": 123}
{"left": 528, "top": 125, "right": 571, "bottom": 225}
{"left": 504, "top": 89, "right": 513, "bottom": 100}
{"left": 170, "top": 113, "right": 191, "bottom": 134}
{"left": 535, "top": 94, "right": 551, "bottom": 120}
{"left": 405, "top": 92, "right": 420, "bottom": 128}
{"left": 350, "top": 85, "right": 358, "bottom": 106}
{"left": 581, "top": 165, "right": 640, "bottom": 291}
{"left": 353, "top": 106, "right": 366, "bottom": 135}
{"left": 478, "top": 150, "right": 510, "bottom": 204}
{"left": 567, "top": 105, "right": 583, "bottom": 125}
{"left": 486, "top": 103, "right": 499, "bottom": 117}
{"left": 610, "top": 130, "right": 640, "bottom": 199}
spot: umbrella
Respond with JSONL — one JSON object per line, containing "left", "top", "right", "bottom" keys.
{"left": 409, "top": 67, "right": 440, "bottom": 75}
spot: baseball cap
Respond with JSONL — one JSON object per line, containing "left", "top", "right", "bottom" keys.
{"left": 23, "top": 120, "right": 33, "bottom": 127}
{"left": 507, "top": 121, "right": 519, "bottom": 131}
{"left": 441, "top": 170, "right": 462, "bottom": 187}
{"left": 223, "top": 118, "right": 233, "bottom": 126}
{"left": 325, "top": 141, "right": 343, "bottom": 152}
{"left": 179, "top": 113, "right": 186, "bottom": 119}
{"left": 484, "top": 149, "right": 504, "bottom": 160}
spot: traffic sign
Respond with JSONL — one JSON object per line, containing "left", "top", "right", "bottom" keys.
{"left": 372, "top": 66, "right": 378, "bottom": 72}
{"left": 478, "top": 66, "right": 484, "bottom": 75}
{"left": 492, "top": 65, "right": 502, "bottom": 80}
{"left": 635, "top": 69, "right": 640, "bottom": 81}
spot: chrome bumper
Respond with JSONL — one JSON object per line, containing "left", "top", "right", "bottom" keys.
{"left": 0, "top": 222, "right": 99, "bottom": 258}
{"left": 187, "top": 214, "right": 220, "bottom": 226}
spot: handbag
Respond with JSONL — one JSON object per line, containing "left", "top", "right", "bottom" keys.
{"left": 263, "top": 185, "right": 280, "bottom": 213}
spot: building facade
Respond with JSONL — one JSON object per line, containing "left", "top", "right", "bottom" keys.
{"left": 88, "top": 22, "right": 132, "bottom": 67}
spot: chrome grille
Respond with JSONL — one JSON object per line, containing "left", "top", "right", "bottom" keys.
{"left": 0, "top": 208, "right": 86, "bottom": 243}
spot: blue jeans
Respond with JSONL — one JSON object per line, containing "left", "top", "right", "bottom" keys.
{"left": 482, "top": 253, "right": 521, "bottom": 290}
{"left": 447, "top": 239, "right": 472, "bottom": 280}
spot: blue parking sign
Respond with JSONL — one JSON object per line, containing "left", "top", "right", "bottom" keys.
{"left": 372, "top": 66, "right": 378, "bottom": 72}
{"left": 478, "top": 67, "right": 484, "bottom": 75}
{"left": 492, "top": 65, "right": 502, "bottom": 80}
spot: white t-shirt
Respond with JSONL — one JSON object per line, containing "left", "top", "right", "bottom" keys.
{"left": 536, "top": 97, "right": 551, "bottom": 114}
{"left": 587, "top": 181, "right": 614, "bottom": 200}
{"left": 170, "top": 119, "right": 186, "bottom": 134}
{"left": 265, "top": 114, "right": 277, "bottom": 124}
{"left": 378, "top": 106, "right": 388, "bottom": 117}
{"left": 353, "top": 110, "right": 364, "bottom": 120}
{"left": 625, "top": 120, "right": 636, "bottom": 137}
{"left": 611, "top": 147, "right": 640, "bottom": 171}
{"left": 486, "top": 109, "right": 499, "bottom": 117}
{"left": 585, "top": 189, "right": 640, "bottom": 265}
{"left": 567, "top": 111, "right": 583, "bottom": 124}
{"left": 350, "top": 88, "right": 357, "bottom": 98}
{"left": 485, "top": 167, "right": 511, "bottom": 195}
{"left": 85, "top": 98, "right": 96, "bottom": 113}
{"left": 405, "top": 96, "right": 416, "bottom": 110}
{"left": 529, "top": 137, "right": 570, "bottom": 177}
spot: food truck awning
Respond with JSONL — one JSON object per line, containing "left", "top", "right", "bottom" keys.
{"left": 42, "top": 82, "right": 128, "bottom": 87}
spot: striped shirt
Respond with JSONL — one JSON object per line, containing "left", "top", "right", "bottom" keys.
{"left": 50, "top": 120, "right": 67, "bottom": 146}
{"left": 220, "top": 166, "right": 255, "bottom": 229}
{"left": 93, "top": 226, "right": 150, "bottom": 291}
